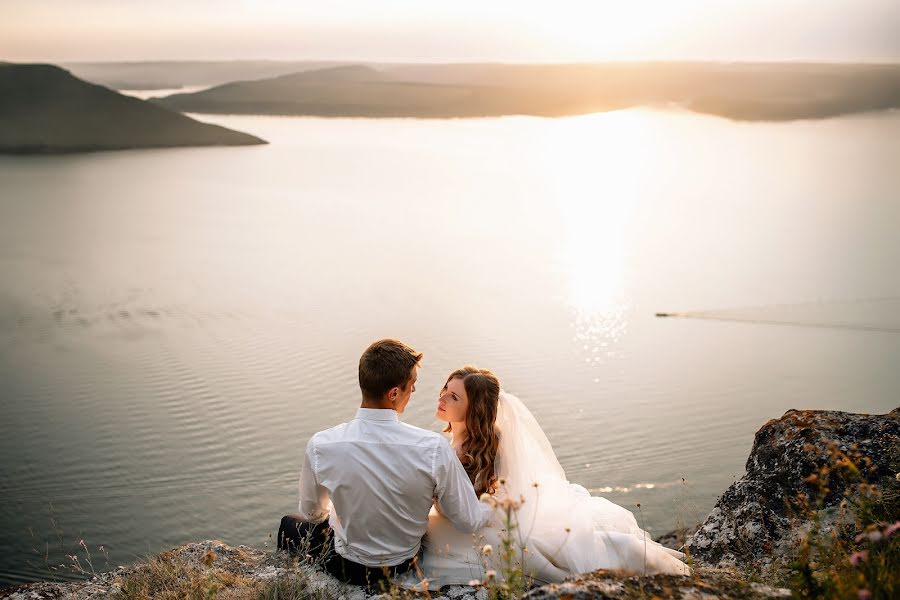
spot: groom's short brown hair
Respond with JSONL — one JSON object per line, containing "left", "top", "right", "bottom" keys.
{"left": 359, "top": 339, "right": 423, "bottom": 400}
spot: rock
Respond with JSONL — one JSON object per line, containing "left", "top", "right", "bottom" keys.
{"left": 686, "top": 407, "right": 899, "bottom": 568}
{"left": 654, "top": 526, "right": 698, "bottom": 551}
{"left": 445, "top": 585, "right": 478, "bottom": 598}
{"left": 0, "top": 541, "right": 785, "bottom": 600}
{"left": 522, "top": 568, "right": 790, "bottom": 599}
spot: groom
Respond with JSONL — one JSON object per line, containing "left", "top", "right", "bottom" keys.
{"left": 278, "top": 339, "right": 492, "bottom": 588}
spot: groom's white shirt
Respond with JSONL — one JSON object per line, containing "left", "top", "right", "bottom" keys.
{"left": 299, "top": 408, "right": 492, "bottom": 567}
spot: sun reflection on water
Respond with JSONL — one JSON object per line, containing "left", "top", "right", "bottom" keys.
{"left": 539, "top": 110, "right": 657, "bottom": 366}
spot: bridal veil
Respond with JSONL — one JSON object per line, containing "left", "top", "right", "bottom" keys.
{"left": 491, "top": 391, "right": 690, "bottom": 581}
{"left": 418, "top": 391, "right": 689, "bottom": 589}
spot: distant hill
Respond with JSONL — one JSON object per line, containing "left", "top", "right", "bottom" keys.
{"left": 62, "top": 60, "right": 347, "bottom": 90}
{"left": 0, "top": 63, "right": 266, "bottom": 154}
{"left": 154, "top": 62, "right": 900, "bottom": 121}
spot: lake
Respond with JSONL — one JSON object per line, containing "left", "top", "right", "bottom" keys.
{"left": 1, "top": 109, "right": 898, "bottom": 587}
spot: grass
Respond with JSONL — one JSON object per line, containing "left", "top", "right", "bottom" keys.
{"left": 112, "top": 550, "right": 253, "bottom": 599}
{"left": 477, "top": 489, "right": 532, "bottom": 600}
{"left": 787, "top": 441, "right": 900, "bottom": 600}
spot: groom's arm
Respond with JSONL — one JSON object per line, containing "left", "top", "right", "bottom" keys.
{"left": 298, "top": 438, "right": 330, "bottom": 523}
{"left": 433, "top": 438, "right": 493, "bottom": 533}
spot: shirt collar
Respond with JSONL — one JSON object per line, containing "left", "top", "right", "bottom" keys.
{"left": 355, "top": 408, "right": 400, "bottom": 422}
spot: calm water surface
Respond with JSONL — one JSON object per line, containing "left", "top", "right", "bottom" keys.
{"left": 1, "top": 110, "right": 899, "bottom": 587}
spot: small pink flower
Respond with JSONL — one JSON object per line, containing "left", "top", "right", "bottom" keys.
{"left": 849, "top": 550, "right": 868, "bottom": 566}
{"left": 858, "top": 589, "right": 872, "bottom": 600}
{"left": 855, "top": 530, "right": 883, "bottom": 543}
{"left": 883, "top": 521, "right": 900, "bottom": 539}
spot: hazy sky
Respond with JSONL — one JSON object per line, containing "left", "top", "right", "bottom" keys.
{"left": 3, "top": 0, "right": 899, "bottom": 63}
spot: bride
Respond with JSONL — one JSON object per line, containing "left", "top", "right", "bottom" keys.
{"left": 419, "top": 366, "right": 690, "bottom": 588}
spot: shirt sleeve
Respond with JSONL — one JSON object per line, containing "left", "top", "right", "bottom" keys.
{"left": 298, "top": 437, "right": 330, "bottom": 523}
{"left": 433, "top": 438, "right": 493, "bottom": 533}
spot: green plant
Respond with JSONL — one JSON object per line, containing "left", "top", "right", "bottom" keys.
{"left": 466, "top": 482, "right": 538, "bottom": 600}
{"left": 789, "top": 442, "right": 900, "bottom": 600}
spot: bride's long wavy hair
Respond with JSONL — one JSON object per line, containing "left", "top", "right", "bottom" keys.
{"left": 442, "top": 366, "right": 501, "bottom": 496}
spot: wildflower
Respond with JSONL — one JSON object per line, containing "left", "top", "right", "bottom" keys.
{"left": 486, "top": 570, "right": 497, "bottom": 579}
{"left": 482, "top": 544, "right": 493, "bottom": 556}
{"left": 854, "top": 530, "right": 882, "bottom": 543}
{"left": 849, "top": 551, "right": 868, "bottom": 566}
{"left": 883, "top": 521, "right": 900, "bottom": 538}
{"left": 858, "top": 589, "right": 872, "bottom": 600}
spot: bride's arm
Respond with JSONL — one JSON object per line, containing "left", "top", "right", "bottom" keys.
{"left": 432, "top": 496, "right": 445, "bottom": 516}
{"left": 434, "top": 438, "right": 492, "bottom": 532}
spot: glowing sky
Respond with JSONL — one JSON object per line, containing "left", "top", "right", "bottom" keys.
{"left": 3, "top": 0, "right": 899, "bottom": 63}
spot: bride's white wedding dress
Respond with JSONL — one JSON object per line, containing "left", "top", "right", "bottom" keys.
{"left": 418, "top": 391, "right": 689, "bottom": 588}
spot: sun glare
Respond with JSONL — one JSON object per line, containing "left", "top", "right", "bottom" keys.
{"left": 539, "top": 110, "right": 658, "bottom": 362}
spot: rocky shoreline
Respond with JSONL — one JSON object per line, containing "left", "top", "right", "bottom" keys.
{"left": 3, "top": 407, "right": 896, "bottom": 600}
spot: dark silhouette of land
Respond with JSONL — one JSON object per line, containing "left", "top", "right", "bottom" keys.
{"left": 0, "top": 63, "right": 266, "bottom": 154}
{"left": 62, "top": 60, "right": 345, "bottom": 90}
{"left": 150, "top": 61, "right": 900, "bottom": 121}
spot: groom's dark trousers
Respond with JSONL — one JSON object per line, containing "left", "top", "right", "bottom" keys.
{"left": 278, "top": 515, "right": 417, "bottom": 589}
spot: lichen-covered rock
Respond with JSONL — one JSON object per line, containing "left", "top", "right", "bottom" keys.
{"left": 686, "top": 407, "right": 899, "bottom": 568}
{"left": 0, "top": 540, "right": 345, "bottom": 600}
{"left": 654, "top": 526, "right": 698, "bottom": 551}
{"left": 523, "top": 568, "right": 790, "bottom": 600}
{"left": 0, "top": 541, "right": 784, "bottom": 600}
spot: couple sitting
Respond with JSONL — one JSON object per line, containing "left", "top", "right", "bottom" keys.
{"left": 278, "top": 339, "right": 689, "bottom": 591}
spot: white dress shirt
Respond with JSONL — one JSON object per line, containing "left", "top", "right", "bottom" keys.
{"left": 299, "top": 408, "right": 492, "bottom": 567}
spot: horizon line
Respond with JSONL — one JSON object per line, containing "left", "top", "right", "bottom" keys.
{"left": 19, "top": 57, "right": 900, "bottom": 67}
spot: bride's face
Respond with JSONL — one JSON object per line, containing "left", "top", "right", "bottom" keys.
{"left": 436, "top": 377, "right": 469, "bottom": 423}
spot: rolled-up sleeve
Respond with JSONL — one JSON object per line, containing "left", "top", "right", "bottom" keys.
{"left": 298, "top": 438, "right": 330, "bottom": 523}
{"left": 433, "top": 438, "right": 493, "bottom": 533}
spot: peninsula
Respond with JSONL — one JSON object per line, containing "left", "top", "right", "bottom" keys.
{"left": 0, "top": 63, "right": 266, "bottom": 154}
